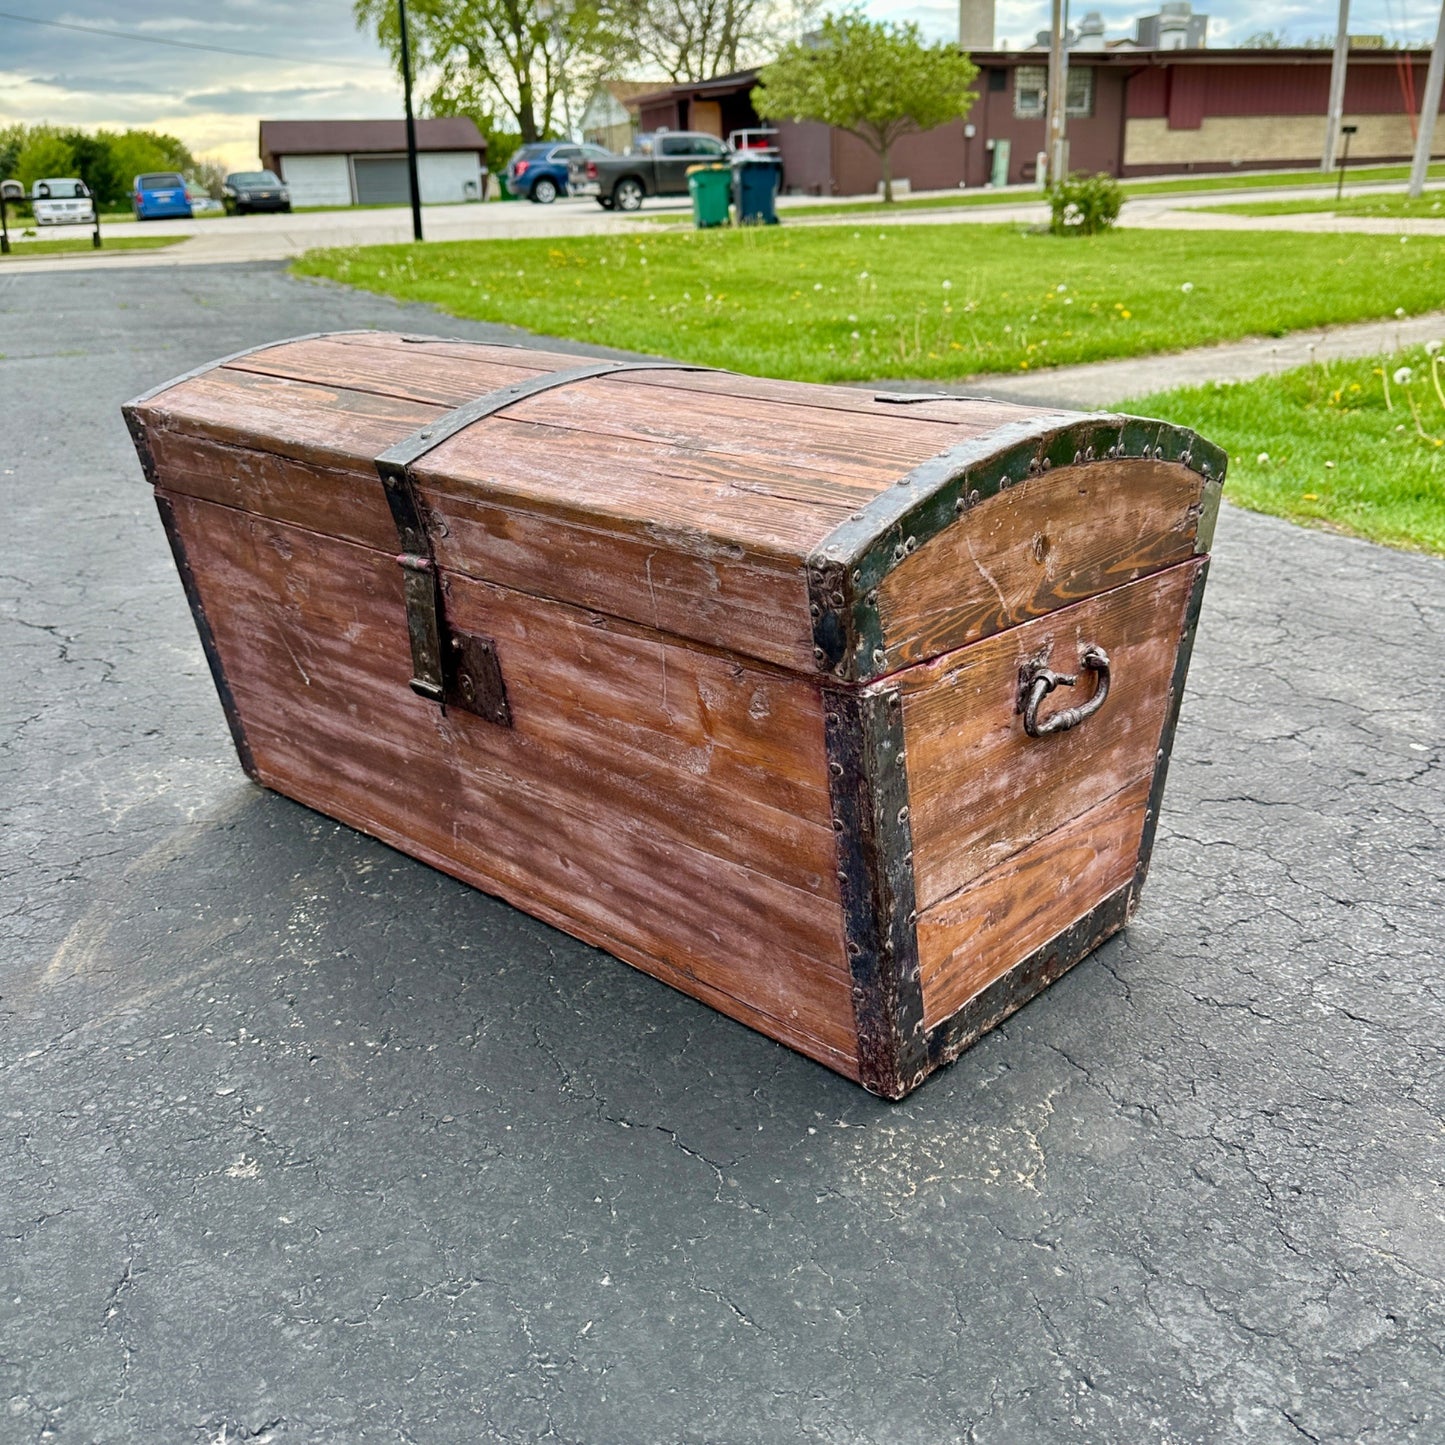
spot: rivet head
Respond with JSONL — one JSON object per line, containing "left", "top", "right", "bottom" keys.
{"left": 897, "top": 805, "right": 910, "bottom": 824}
{"left": 829, "top": 761, "right": 844, "bottom": 776}
{"left": 813, "top": 646, "right": 827, "bottom": 663}
{"left": 872, "top": 648, "right": 886, "bottom": 666}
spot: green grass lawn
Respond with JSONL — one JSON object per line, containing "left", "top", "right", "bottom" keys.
{"left": 1198, "top": 188, "right": 1445, "bottom": 220}
{"left": 0, "top": 234, "right": 182, "bottom": 261}
{"left": 1130, "top": 345, "right": 1445, "bottom": 554}
{"left": 295, "top": 224, "right": 1445, "bottom": 383}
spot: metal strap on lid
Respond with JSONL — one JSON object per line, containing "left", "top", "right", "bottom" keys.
{"left": 374, "top": 358, "right": 721, "bottom": 712}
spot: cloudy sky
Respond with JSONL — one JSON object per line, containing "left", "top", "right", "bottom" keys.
{"left": 0, "top": 0, "right": 1439, "bottom": 168}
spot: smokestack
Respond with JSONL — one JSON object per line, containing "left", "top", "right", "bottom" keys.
{"left": 959, "top": 0, "right": 996, "bottom": 50}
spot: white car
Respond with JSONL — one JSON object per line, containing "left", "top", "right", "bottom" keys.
{"left": 31, "top": 178, "right": 96, "bottom": 226}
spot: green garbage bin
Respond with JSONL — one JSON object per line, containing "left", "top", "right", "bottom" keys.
{"left": 687, "top": 164, "right": 731, "bottom": 229}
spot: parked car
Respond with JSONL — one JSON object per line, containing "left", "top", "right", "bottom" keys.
{"left": 573, "top": 132, "right": 730, "bottom": 211}
{"left": 187, "top": 188, "right": 225, "bottom": 216}
{"left": 132, "top": 172, "right": 193, "bottom": 221}
{"left": 221, "top": 171, "right": 291, "bottom": 215}
{"left": 29, "top": 178, "right": 96, "bottom": 226}
{"left": 503, "top": 142, "right": 613, "bottom": 204}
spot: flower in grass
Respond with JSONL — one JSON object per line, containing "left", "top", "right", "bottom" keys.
{"left": 1396, "top": 307, "right": 1407, "bottom": 317}
{"left": 850, "top": 331, "right": 861, "bottom": 341}
{"left": 1325, "top": 461, "right": 1336, "bottom": 469}
{"left": 1426, "top": 340, "right": 1443, "bottom": 356}
{"left": 1180, "top": 282, "right": 1194, "bottom": 293}
{"left": 942, "top": 279, "right": 952, "bottom": 290}
{"left": 1256, "top": 452, "right": 1270, "bottom": 464}
{"left": 1057, "top": 283, "right": 1067, "bottom": 293}
{"left": 1394, "top": 366, "right": 1414, "bottom": 385}
{"left": 1302, "top": 492, "right": 1319, "bottom": 500}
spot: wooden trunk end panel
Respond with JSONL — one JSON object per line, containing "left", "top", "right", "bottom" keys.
{"left": 917, "top": 779, "right": 1150, "bottom": 1027}
{"left": 163, "top": 490, "right": 860, "bottom": 1078}
{"left": 902, "top": 561, "right": 1204, "bottom": 1029}
{"left": 876, "top": 460, "right": 1205, "bottom": 670}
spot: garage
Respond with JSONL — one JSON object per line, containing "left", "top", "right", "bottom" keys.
{"left": 258, "top": 119, "right": 488, "bottom": 208}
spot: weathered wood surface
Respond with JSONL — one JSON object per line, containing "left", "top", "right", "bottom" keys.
{"left": 161, "top": 488, "right": 860, "bottom": 1075}
{"left": 917, "top": 778, "right": 1152, "bottom": 1028}
{"left": 126, "top": 332, "right": 1089, "bottom": 674}
{"left": 899, "top": 559, "right": 1204, "bottom": 914}
{"left": 876, "top": 460, "right": 1207, "bottom": 671}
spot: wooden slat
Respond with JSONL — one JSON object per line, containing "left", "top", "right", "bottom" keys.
{"left": 917, "top": 777, "right": 1152, "bottom": 1028}
{"left": 899, "top": 560, "right": 1203, "bottom": 911}
{"left": 877, "top": 460, "right": 1207, "bottom": 669}
{"left": 162, "top": 490, "right": 859, "bottom": 1069}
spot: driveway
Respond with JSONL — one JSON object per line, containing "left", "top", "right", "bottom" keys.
{"left": 2, "top": 262, "right": 1442, "bottom": 1444}
{"left": 13, "top": 177, "right": 1445, "bottom": 274}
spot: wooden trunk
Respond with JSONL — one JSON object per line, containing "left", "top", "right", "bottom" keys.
{"left": 124, "top": 332, "right": 1225, "bottom": 1098}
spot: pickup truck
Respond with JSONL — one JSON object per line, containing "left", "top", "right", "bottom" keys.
{"left": 570, "top": 132, "right": 731, "bottom": 210}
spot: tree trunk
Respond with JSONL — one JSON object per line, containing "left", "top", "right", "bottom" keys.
{"left": 881, "top": 145, "right": 893, "bottom": 204}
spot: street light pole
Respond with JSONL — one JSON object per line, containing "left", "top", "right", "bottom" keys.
{"left": 1408, "top": 0, "right": 1445, "bottom": 199}
{"left": 398, "top": 0, "right": 424, "bottom": 242}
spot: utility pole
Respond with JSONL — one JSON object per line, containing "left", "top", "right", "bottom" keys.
{"left": 1322, "top": 0, "right": 1350, "bottom": 171}
{"left": 1045, "top": 0, "right": 1070, "bottom": 186}
{"left": 1408, "top": 0, "right": 1445, "bottom": 198}
{"left": 398, "top": 0, "right": 424, "bottom": 241}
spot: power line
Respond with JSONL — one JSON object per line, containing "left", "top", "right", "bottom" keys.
{"left": 0, "top": 7, "right": 390, "bottom": 71}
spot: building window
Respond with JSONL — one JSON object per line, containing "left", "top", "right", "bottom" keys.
{"left": 1013, "top": 65, "right": 1094, "bottom": 120}
{"left": 1014, "top": 66, "right": 1047, "bottom": 118}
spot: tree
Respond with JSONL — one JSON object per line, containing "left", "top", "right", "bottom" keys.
{"left": 596, "top": 0, "right": 816, "bottom": 83}
{"left": 753, "top": 11, "right": 978, "bottom": 202}
{"left": 15, "top": 130, "right": 76, "bottom": 191}
{"left": 355, "top": 0, "right": 604, "bottom": 144}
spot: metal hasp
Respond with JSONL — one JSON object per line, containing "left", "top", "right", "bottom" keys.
{"left": 1019, "top": 644, "right": 1111, "bottom": 738}
{"left": 375, "top": 354, "right": 723, "bottom": 723}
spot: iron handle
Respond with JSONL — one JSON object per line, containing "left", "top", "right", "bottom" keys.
{"left": 1021, "top": 645, "right": 1111, "bottom": 738}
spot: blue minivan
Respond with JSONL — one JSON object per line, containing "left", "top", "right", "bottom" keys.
{"left": 132, "top": 172, "right": 193, "bottom": 221}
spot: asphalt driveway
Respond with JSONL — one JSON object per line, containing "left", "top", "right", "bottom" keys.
{"left": 2, "top": 262, "right": 1442, "bottom": 1444}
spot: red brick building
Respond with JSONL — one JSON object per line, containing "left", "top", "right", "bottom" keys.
{"left": 632, "top": 48, "right": 1444, "bottom": 194}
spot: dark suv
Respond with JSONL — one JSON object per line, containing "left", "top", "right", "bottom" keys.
{"left": 503, "top": 143, "right": 613, "bottom": 203}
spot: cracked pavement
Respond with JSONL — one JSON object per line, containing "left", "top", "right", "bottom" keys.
{"left": 2, "top": 262, "right": 1442, "bottom": 1444}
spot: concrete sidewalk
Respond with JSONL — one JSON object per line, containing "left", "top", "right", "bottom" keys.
{"left": 873, "top": 308, "right": 1445, "bottom": 410}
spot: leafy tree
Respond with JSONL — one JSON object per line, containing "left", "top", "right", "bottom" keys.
{"left": 355, "top": 0, "right": 604, "bottom": 145}
{"left": 1241, "top": 29, "right": 1286, "bottom": 47}
{"left": 753, "top": 11, "right": 978, "bottom": 202}
{"left": 0, "top": 124, "right": 25, "bottom": 184}
{"left": 596, "top": 0, "right": 816, "bottom": 83}
{"left": 15, "top": 130, "right": 76, "bottom": 190}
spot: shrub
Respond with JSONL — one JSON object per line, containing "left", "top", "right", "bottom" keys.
{"left": 1049, "top": 171, "right": 1123, "bottom": 236}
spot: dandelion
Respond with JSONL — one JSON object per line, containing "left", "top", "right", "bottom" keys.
{"left": 848, "top": 314, "right": 857, "bottom": 322}
{"left": 1395, "top": 308, "right": 1407, "bottom": 318}
{"left": 1394, "top": 366, "right": 1414, "bottom": 385}
{"left": 1120, "top": 309, "right": 1132, "bottom": 319}
{"left": 1426, "top": 340, "right": 1442, "bottom": 356}
{"left": 1324, "top": 461, "right": 1336, "bottom": 468}
{"left": 814, "top": 282, "right": 823, "bottom": 291}
{"left": 942, "top": 279, "right": 952, "bottom": 290}
{"left": 1302, "top": 492, "right": 1319, "bottom": 500}
{"left": 858, "top": 270, "right": 869, "bottom": 280}
{"left": 1256, "top": 452, "right": 1270, "bottom": 464}
{"left": 1180, "top": 281, "right": 1194, "bottom": 294}
{"left": 1056, "top": 283, "right": 1067, "bottom": 292}
{"left": 850, "top": 331, "right": 861, "bottom": 340}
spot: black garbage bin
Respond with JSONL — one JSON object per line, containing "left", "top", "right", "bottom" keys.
{"left": 732, "top": 157, "right": 781, "bottom": 225}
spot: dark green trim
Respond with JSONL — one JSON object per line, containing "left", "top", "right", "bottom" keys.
{"left": 805, "top": 413, "right": 1228, "bottom": 683}
{"left": 824, "top": 683, "right": 927, "bottom": 1099}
